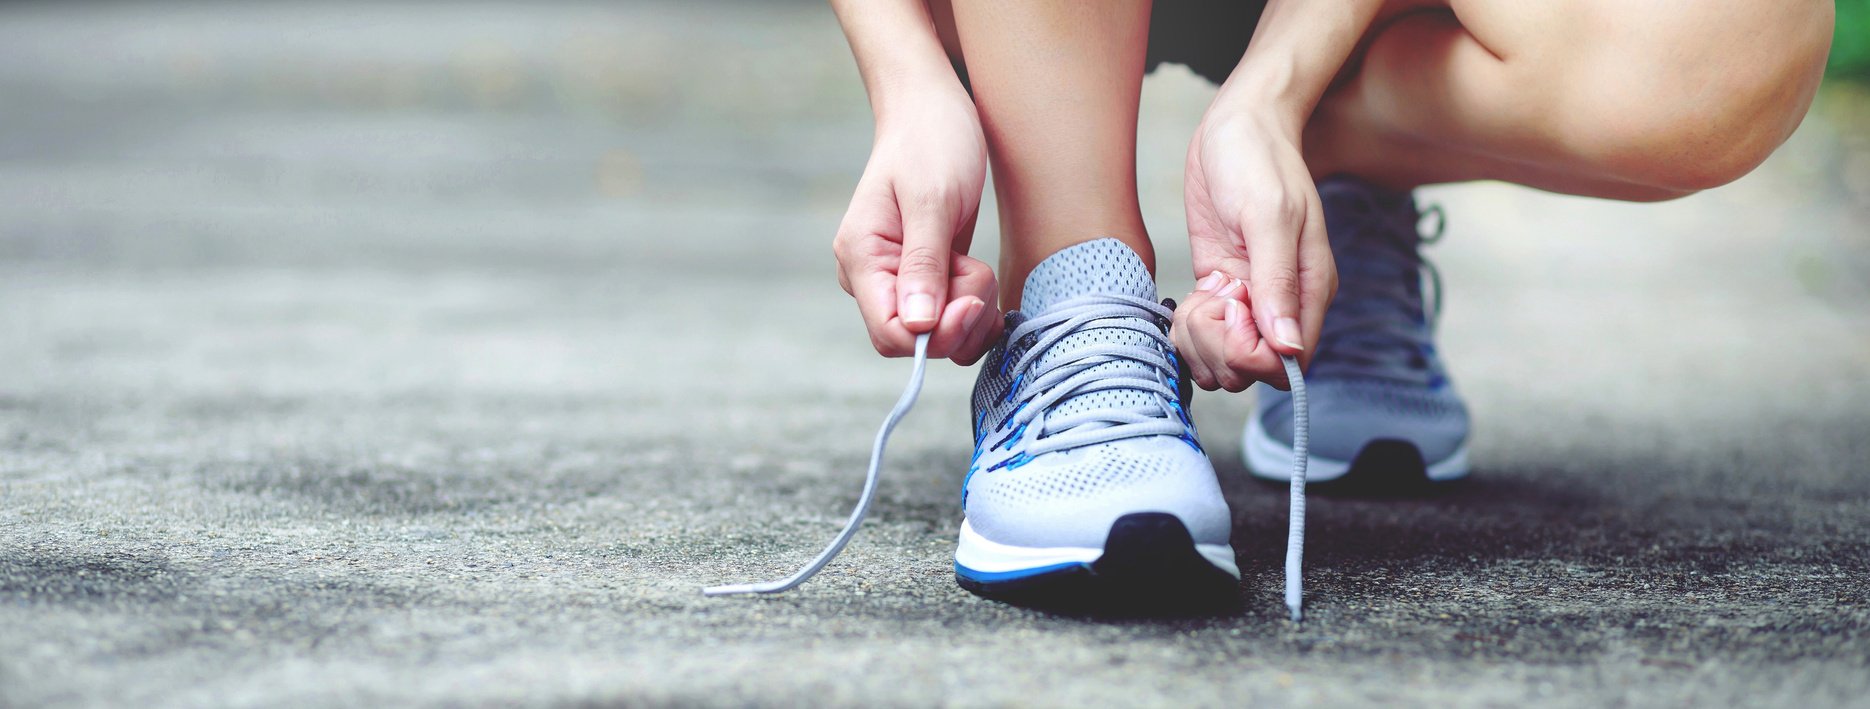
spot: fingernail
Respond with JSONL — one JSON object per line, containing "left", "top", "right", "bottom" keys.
{"left": 903, "top": 293, "right": 937, "bottom": 324}
{"left": 960, "top": 298, "right": 986, "bottom": 330}
{"left": 1197, "top": 272, "right": 1227, "bottom": 292}
{"left": 1224, "top": 299, "right": 1243, "bottom": 330}
{"left": 1216, "top": 278, "right": 1244, "bottom": 299}
{"left": 1274, "top": 317, "right": 1304, "bottom": 350}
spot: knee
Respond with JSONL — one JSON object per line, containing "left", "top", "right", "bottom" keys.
{"left": 1565, "top": 0, "right": 1834, "bottom": 193}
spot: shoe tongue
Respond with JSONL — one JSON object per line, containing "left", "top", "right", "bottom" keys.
{"left": 1017, "top": 239, "right": 1167, "bottom": 433}
{"left": 1318, "top": 176, "right": 1421, "bottom": 255}
{"left": 1314, "top": 178, "right": 1434, "bottom": 382}
{"left": 1020, "top": 238, "right": 1157, "bottom": 315}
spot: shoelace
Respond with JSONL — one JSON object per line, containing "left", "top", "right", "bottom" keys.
{"left": 1280, "top": 355, "right": 1309, "bottom": 621}
{"left": 985, "top": 294, "right": 1186, "bottom": 459}
{"left": 1314, "top": 199, "right": 1446, "bottom": 384}
{"left": 701, "top": 334, "right": 930, "bottom": 597}
{"left": 707, "top": 328, "right": 1314, "bottom": 623}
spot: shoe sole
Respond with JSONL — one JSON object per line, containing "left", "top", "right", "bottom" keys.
{"left": 1244, "top": 415, "right": 1469, "bottom": 488}
{"left": 954, "top": 514, "right": 1240, "bottom": 612}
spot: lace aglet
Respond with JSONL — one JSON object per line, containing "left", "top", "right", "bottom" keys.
{"left": 702, "top": 583, "right": 775, "bottom": 597}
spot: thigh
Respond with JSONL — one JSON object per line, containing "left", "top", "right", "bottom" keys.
{"left": 1319, "top": 0, "right": 1832, "bottom": 194}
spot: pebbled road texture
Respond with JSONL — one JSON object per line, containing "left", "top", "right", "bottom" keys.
{"left": 2, "top": 2, "right": 1868, "bottom": 706}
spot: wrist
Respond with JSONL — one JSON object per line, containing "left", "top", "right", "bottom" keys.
{"left": 871, "top": 76, "right": 977, "bottom": 144}
{"left": 868, "top": 64, "right": 971, "bottom": 128}
{"left": 1210, "top": 64, "right": 1311, "bottom": 138}
{"left": 1201, "top": 94, "right": 1305, "bottom": 147}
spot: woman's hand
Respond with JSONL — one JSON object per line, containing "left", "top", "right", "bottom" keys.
{"left": 1172, "top": 108, "right": 1336, "bottom": 391}
{"left": 832, "top": 88, "right": 1002, "bottom": 364}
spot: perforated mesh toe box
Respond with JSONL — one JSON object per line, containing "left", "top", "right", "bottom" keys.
{"left": 963, "top": 437, "right": 1232, "bottom": 549}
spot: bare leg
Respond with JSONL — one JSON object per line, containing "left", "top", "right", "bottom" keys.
{"left": 1307, "top": 0, "right": 1834, "bottom": 198}
{"left": 945, "top": 0, "right": 1154, "bottom": 308}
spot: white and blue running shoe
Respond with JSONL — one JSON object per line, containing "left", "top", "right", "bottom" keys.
{"left": 1245, "top": 177, "right": 1471, "bottom": 489}
{"left": 956, "top": 239, "right": 1238, "bottom": 607}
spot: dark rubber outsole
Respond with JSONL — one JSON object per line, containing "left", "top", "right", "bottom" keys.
{"left": 1336, "top": 438, "right": 1434, "bottom": 494}
{"left": 1260, "top": 438, "right": 1458, "bottom": 497}
{"left": 955, "top": 513, "right": 1240, "bottom": 616}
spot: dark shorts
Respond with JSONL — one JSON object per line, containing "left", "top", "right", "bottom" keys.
{"left": 952, "top": 0, "right": 1267, "bottom": 91}
{"left": 1145, "top": 0, "right": 1268, "bottom": 85}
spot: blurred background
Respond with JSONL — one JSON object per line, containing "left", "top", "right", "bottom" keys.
{"left": 1, "top": 1, "right": 1866, "bottom": 706}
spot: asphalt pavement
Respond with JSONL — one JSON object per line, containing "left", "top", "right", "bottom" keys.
{"left": 2, "top": 2, "right": 1868, "bottom": 707}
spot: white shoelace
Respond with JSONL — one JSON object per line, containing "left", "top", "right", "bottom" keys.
{"left": 700, "top": 334, "right": 929, "bottom": 597}
{"left": 1280, "top": 355, "right": 1310, "bottom": 621}
{"left": 705, "top": 332, "right": 1314, "bottom": 623}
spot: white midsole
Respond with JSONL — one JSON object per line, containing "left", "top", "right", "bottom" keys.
{"left": 1244, "top": 416, "right": 1470, "bottom": 482}
{"left": 954, "top": 519, "right": 1241, "bottom": 580}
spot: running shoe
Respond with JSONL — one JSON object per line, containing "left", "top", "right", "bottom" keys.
{"left": 1244, "top": 176, "right": 1471, "bottom": 489}
{"left": 956, "top": 238, "right": 1238, "bottom": 608}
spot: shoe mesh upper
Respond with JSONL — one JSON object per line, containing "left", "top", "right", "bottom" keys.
{"left": 965, "top": 239, "right": 1230, "bottom": 549}
{"left": 1254, "top": 177, "right": 1469, "bottom": 463}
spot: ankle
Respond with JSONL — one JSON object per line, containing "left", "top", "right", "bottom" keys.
{"left": 998, "top": 220, "right": 1153, "bottom": 308}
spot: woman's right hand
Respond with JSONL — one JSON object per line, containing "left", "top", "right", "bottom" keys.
{"left": 833, "top": 87, "right": 1002, "bottom": 364}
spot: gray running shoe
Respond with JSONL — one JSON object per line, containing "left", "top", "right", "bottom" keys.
{"left": 957, "top": 238, "right": 1238, "bottom": 608}
{"left": 1244, "top": 177, "right": 1471, "bottom": 487}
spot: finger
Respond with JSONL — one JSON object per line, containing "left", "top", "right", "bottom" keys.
{"left": 1223, "top": 297, "right": 1291, "bottom": 390}
{"left": 1190, "top": 298, "right": 1246, "bottom": 392}
{"left": 926, "top": 296, "right": 985, "bottom": 359}
{"left": 850, "top": 268, "right": 916, "bottom": 357}
{"left": 1205, "top": 273, "right": 1288, "bottom": 387}
{"left": 1170, "top": 307, "right": 1217, "bottom": 390}
{"left": 1192, "top": 270, "right": 1231, "bottom": 295}
{"left": 1172, "top": 280, "right": 1226, "bottom": 389}
{"left": 1295, "top": 209, "right": 1337, "bottom": 371}
{"left": 896, "top": 185, "right": 959, "bottom": 334}
{"left": 948, "top": 254, "right": 1002, "bottom": 365}
{"left": 1240, "top": 196, "right": 1308, "bottom": 356}
{"left": 952, "top": 298, "right": 1003, "bottom": 366}
{"left": 1175, "top": 270, "right": 1249, "bottom": 389}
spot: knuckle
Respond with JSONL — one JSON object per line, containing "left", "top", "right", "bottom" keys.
{"left": 903, "top": 182, "right": 958, "bottom": 212}
{"left": 1223, "top": 349, "right": 1257, "bottom": 374}
{"left": 1243, "top": 191, "right": 1304, "bottom": 229}
{"left": 868, "top": 330, "right": 900, "bottom": 356}
{"left": 1260, "top": 272, "right": 1302, "bottom": 297}
{"left": 832, "top": 231, "right": 853, "bottom": 261}
{"left": 898, "top": 245, "right": 947, "bottom": 278}
{"left": 1310, "top": 266, "right": 1339, "bottom": 298}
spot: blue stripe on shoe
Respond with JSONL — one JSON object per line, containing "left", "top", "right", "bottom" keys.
{"left": 953, "top": 560, "right": 1087, "bottom": 583}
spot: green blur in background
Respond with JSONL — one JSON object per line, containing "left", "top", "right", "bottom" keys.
{"left": 1836, "top": 0, "right": 1870, "bottom": 79}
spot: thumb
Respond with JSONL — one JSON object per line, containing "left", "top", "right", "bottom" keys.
{"left": 1243, "top": 216, "right": 1307, "bottom": 356}
{"left": 896, "top": 190, "right": 957, "bottom": 334}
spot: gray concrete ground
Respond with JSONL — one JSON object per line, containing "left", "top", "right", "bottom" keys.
{"left": 3, "top": 1, "right": 1869, "bottom": 706}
